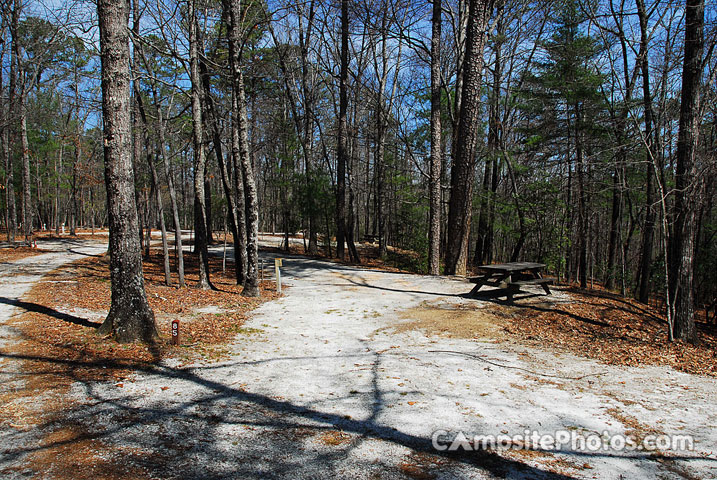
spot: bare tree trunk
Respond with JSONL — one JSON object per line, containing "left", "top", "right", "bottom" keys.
{"left": 96, "top": 0, "right": 157, "bottom": 343}
{"left": 428, "top": 0, "right": 442, "bottom": 275}
{"left": 224, "top": 0, "right": 259, "bottom": 296}
{"left": 231, "top": 88, "right": 248, "bottom": 284}
{"left": 575, "top": 103, "right": 588, "bottom": 289}
{"left": 188, "top": 0, "right": 211, "bottom": 290}
{"left": 20, "top": 93, "right": 31, "bottom": 241}
{"left": 335, "top": 0, "right": 349, "bottom": 261}
{"left": 444, "top": 0, "right": 493, "bottom": 276}
{"left": 131, "top": 20, "right": 171, "bottom": 285}
{"left": 237, "top": 69, "right": 260, "bottom": 297}
{"left": 636, "top": 0, "right": 656, "bottom": 303}
{"left": 3, "top": 58, "right": 16, "bottom": 243}
{"left": 5, "top": 0, "right": 19, "bottom": 244}
{"left": 670, "top": 0, "right": 704, "bottom": 343}
{"left": 200, "top": 55, "right": 244, "bottom": 284}
{"left": 151, "top": 85, "right": 185, "bottom": 287}
{"left": 150, "top": 154, "right": 171, "bottom": 286}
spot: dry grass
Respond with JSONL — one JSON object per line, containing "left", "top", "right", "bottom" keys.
{"left": 391, "top": 301, "right": 507, "bottom": 340}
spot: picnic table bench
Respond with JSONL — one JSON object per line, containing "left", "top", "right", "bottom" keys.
{"left": 467, "top": 262, "right": 552, "bottom": 301}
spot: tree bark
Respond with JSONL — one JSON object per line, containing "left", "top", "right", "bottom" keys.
{"left": 636, "top": 0, "right": 656, "bottom": 303}
{"left": 225, "top": 0, "right": 259, "bottom": 296}
{"left": 20, "top": 92, "right": 31, "bottom": 241}
{"left": 444, "top": 0, "right": 493, "bottom": 276}
{"left": 335, "top": 0, "right": 349, "bottom": 261}
{"left": 670, "top": 0, "right": 704, "bottom": 343}
{"left": 96, "top": 0, "right": 157, "bottom": 343}
{"left": 3, "top": 5, "right": 17, "bottom": 244}
{"left": 428, "top": 0, "right": 442, "bottom": 275}
{"left": 188, "top": 0, "right": 211, "bottom": 290}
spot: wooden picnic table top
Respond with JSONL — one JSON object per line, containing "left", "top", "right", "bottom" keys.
{"left": 474, "top": 262, "right": 546, "bottom": 274}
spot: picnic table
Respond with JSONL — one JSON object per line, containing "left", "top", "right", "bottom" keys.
{"left": 467, "top": 262, "right": 552, "bottom": 301}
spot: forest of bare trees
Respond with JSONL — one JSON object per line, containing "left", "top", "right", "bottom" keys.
{"left": 1, "top": 0, "right": 715, "bottom": 342}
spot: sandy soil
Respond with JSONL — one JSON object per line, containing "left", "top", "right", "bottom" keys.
{"left": 1, "top": 238, "right": 716, "bottom": 479}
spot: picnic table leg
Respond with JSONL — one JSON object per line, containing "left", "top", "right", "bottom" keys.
{"left": 534, "top": 271, "right": 551, "bottom": 294}
{"left": 469, "top": 274, "right": 493, "bottom": 295}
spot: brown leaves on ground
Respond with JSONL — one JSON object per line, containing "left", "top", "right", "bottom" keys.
{"left": 500, "top": 287, "right": 717, "bottom": 376}
{"left": 1, "top": 247, "right": 276, "bottom": 479}
{"left": 0, "top": 246, "right": 49, "bottom": 262}
{"left": 25, "top": 248, "right": 278, "bottom": 364}
{"left": 257, "top": 233, "right": 425, "bottom": 273}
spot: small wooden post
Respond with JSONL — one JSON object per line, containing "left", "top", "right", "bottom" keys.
{"left": 275, "top": 258, "right": 283, "bottom": 294}
{"left": 171, "top": 319, "right": 180, "bottom": 345}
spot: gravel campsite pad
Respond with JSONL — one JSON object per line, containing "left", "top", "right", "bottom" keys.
{"left": 1, "top": 239, "right": 716, "bottom": 479}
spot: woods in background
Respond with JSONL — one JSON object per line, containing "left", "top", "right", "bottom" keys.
{"left": 1, "top": 0, "right": 715, "bottom": 343}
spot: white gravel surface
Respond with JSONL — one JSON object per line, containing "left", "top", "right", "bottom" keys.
{"left": 1, "top": 237, "right": 716, "bottom": 479}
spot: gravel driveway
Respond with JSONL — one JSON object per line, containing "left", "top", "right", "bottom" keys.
{"left": 1, "top": 238, "right": 716, "bottom": 479}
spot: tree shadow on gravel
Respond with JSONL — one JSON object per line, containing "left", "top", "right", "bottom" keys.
{"left": 0, "top": 350, "right": 584, "bottom": 480}
{"left": 0, "top": 297, "right": 100, "bottom": 328}
{"left": 2, "top": 349, "right": 708, "bottom": 479}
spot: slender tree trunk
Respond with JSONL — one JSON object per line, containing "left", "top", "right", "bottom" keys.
{"left": 150, "top": 153, "right": 171, "bottom": 286}
{"left": 636, "top": 0, "right": 656, "bottom": 303}
{"left": 575, "top": 104, "right": 588, "bottom": 289}
{"left": 96, "top": 0, "right": 157, "bottom": 343}
{"left": 474, "top": 4, "right": 503, "bottom": 267}
{"left": 188, "top": 0, "right": 211, "bottom": 290}
{"left": 5, "top": 0, "right": 19, "bottom": 244}
{"left": 201, "top": 56, "right": 244, "bottom": 284}
{"left": 300, "top": 1, "right": 318, "bottom": 255}
{"left": 444, "top": 0, "right": 493, "bottom": 276}
{"left": 670, "top": 0, "right": 704, "bottom": 343}
{"left": 152, "top": 86, "right": 185, "bottom": 287}
{"left": 335, "top": 0, "right": 349, "bottom": 261}
{"left": 428, "top": 0, "right": 442, "bottom": 275}
{"left": 237, "top": 69, "right": 260, "bottom": 296}
{"left": 20, "top": 93, "right": 31, "bottom": 241}
{"left": 225, "top": 0, "right": 259, "bottom": 296}
{"left": 231, "top": 87, "right": 248, "bottom": 284}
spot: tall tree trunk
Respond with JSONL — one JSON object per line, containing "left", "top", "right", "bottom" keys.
{"left": 225, "top": 0, "right": 259, "bottom": 296}
{"left": 428, "top": 0, "right": 442, "bottom": 275}
{"left": 670, "top": 0, "right": 704, "bottom": 343}
{"left": 188, "top": 0, "right": 211, "bottom": 290}
{"left": 3, "top": 38, "right": 16, "bottom": 243}
{"left": 236, "top": 69, "right": 260, "bottom": 297}
{"left": 231, "top": 86, "right": 248, "bottom": 285}
{"left": 20, "top": 93, "right": 31, "bottom": 241}
{"left": 444, "top": 0, "right": 493, "bottom": 276}
{"left": 575, "top": 103, "right": 588, "bottom": 289}
{"left": 151, "top": 85, "right": 185, "bottom": 287}
{"left": 150, "top": 153, "right": 171, "bottom": 286}
{"left": 200, "top": 55, "right": 244, "bottom": 284}
{"left": 132, "top": 27, "right": 171, "bottom": 285}
{"left": 96, "top": 0, "right": 157, "bottom": 343}
{"left": 335, "top": 0, "right": 349, "bottom": 260}
{"left": 636, "top": 0, "right": 656, "bottom": 303}
{"left": 300, "top": 1, "right": 319, "bottom": 255}
{"left": 474, "top": 4, "right": 503, "bottom": 267}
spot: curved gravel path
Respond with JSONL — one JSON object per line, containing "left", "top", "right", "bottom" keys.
{"left": 1, "top": 239, "right": 716, "bottom": 479}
